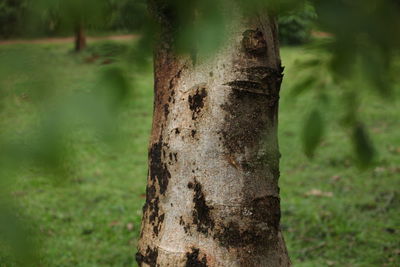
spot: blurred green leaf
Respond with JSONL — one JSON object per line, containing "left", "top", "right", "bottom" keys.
{"left": 172, "top": 0, "right": 228, "bottom": 57}
{"left": 0, "top": 199, "right": 39, "bottom": 266}
{"left": 359, "top": 46, "right": 393, "bottom": 99}
{"left": 303, "top": 108, "right": 324, "bottom": 158}
{"left": 352, "top": 123, "right": 375, "bottom": 168}
{"left": 278, "top": 1, "right": 317, "bottom": 45}
{"left": 237, "top": 0, "right": 308, "bottom": 14}
{"left": 340, "top": 91, "right": 358, "bottom": 127}
{"left": 290, "top": 76, "right": 317, "bottom": 98}
{"left": 99, "top": 66, "right": 130, "bottom": 108}
{"left": 297, "top": 56, "right": 323, "bottom": 68}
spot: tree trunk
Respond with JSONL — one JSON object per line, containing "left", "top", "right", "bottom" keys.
{"left": 74, "top": 24, "right": 86, "bottom": 52}
{"left": 136, "top": 6, "right": 290, "bottom": 267}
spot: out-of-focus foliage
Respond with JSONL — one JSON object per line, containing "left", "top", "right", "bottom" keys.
{"left": 0, "top": 39, "right": 139, "bottom": 263}
{"left": 107, "top": 0, "right": 147, "bottom": 32}
{"left": 278, "top": 2, "right": 317, "bottom": 45}
{"left": 0, "top": 0, "right": 27, "bottom": 38}
{"left": 0, "top": 199, "right": 39, "bottom": 266}
{"left": 303, "top": 108, "right": 324, "bottom": 158}
{"left": 288, "top": 0, "right": 400, "bottom": 166}
{"left": 0, "top": 0, "right": 148, "bottom": 38}
{"left": 29, "top": 0, "right": 108, "bottom": 36}
{"left": 312, "top": 0, "right": 400, "bottom": 96}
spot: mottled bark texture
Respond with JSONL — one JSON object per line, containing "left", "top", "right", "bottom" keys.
{"left": 136, "top": 3, "right": 290, "bottom": 266}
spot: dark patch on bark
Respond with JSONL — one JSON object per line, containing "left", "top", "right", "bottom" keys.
{"left": 149, "top": 139, "right": 171, "bottom": 195}
{"left": 144, "top": 195, "right": 163, "bottom": 236}
{"left": 220, "top": 90, "right": 268, "bottom": 156}
{"left": 217, "top": 52, "right": 283, "bottom": 251}
{"left": 168, "top": 68, "right": 181, "bottom": 101}
{"left": 142, "top": 184, "right": 162, "bottom": 236}
{"left": 179, "top": 216, "right": 191, "bottom": 234}
{"left": 242, "top": 145, "right": 281, "bottom": 175}
{"left": 214, "top": 221, "right": 273, "bottom": 250}
{"left": 225, "top": 80, "right": 264, "bottom": 93}
{"left": 136, "top": 246, "right": 158, "bottom": 267}
{"left": 245, "top": 66, "right": 283, "bottom": 88}
{"left": 250, "top": 196, "right": 281, "bottom": 230}
{"left": 188, "top": 86, "right": 207, "bottom": 120}
{"left": 212, "top": 196, "right": 281, "bottom": 251}
{"left": 174, "top": 128, "right": 180, "bottom": 134}
{"left": 191, "top": 130, "right": 197, "bottom": 138}
{"left": 153, "top": 213, "right": 164, "bottom": 235}
{"left": 224, "top": 66, "right": 283, "bottom": 98}
{"left": 187, "top": 179, "right": 215, "bottom": 235}
{"left": 168, "top": 88, "right": 176, "bottom": 104}
{"left": 242, "top": 29, "right": 267, "bottom": 56}
{"left": 185, "top": 248, "right": 208, "bottom": 267}
{"left": 145, "top": 138, "right": 171, "bottom": 237}
{"left": 142, "top": 183, "right": 155, "bottom": 217}
{"left": 142, "top": 188, "right": 164, "bottom": 237}
{"left": 221, "top": 64, "right": 284, "bottom": 158}
{"left": 163, "top": 103, "right": 169, "bottom": 118}
{"left": 168, "top": 152, "right": 178, "bottom": 163}
{"left": 145, "top": 184, "right": 156, "bottom": 206}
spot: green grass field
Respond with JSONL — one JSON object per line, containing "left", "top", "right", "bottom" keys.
{"left": 0, "top": 41, "right": 399, "bottom": 266}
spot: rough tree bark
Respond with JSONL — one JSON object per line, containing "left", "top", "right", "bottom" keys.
{"left": 136, "top": 3, "right": 290, "bottom": 266}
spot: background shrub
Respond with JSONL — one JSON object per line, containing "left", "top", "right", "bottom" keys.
{"left": 0, "top": 0, "right": 27, "bottom": 38}
{"left": 278, "top": 2, "right": 317, "bottom": 45}
{"left": 107, "top": 0, "right": 147, "bottom": 33}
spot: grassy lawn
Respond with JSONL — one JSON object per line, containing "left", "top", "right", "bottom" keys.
{"left": 0, "top": 41, "right": 398, "bottom": 266}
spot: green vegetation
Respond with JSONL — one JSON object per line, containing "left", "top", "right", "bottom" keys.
{"left": 0, "top": 0, "right": 147, "bottom": 39}
{"left": 0, "top": 41, "right": 398, "bottom": 266}
{"left": 278, "top": 2, "right": 317, "bottom": 45}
